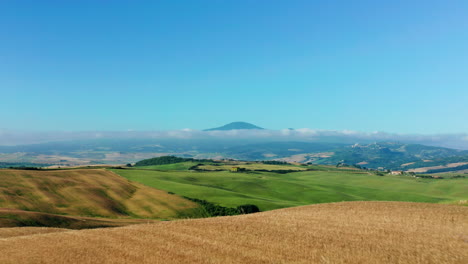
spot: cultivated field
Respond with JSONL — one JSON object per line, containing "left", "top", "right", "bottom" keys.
{"left": 0, "top": 202, "right": 466, "bottom": 263}
{"left": 195, "top": 163, "right": 309, "bottom": 171}
{"left": 0, "top": 169, "right": 200, "bottom": 227}
{"left": 112, "top": 167, "right": 468, "bottom": 210}
{"left": 0, "top": 227, "right": 69, "bottom": 238}
{"left": 0, "top": 208, "right": 160, "bottom": 229}
{"left": 408, "top": 162, "right": 468, "bottom": 173}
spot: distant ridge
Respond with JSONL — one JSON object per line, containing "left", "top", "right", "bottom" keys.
{"left": 204, "top": 122, "right": 264, "bottom": 131}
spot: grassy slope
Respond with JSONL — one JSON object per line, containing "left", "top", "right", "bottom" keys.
{"left": 0, "top": 208, "right": 159, "bottom": 229}
{"left": 0, "top": 202, "right": 466, "bottom": 264}
{"left": 112, "top": 167, "right": 468, "bottom": 211}
{"left": 0, "top": 169, "right": 200, "bottom": 221}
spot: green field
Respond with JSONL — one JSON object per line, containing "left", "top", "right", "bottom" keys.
{"left": 135, "top": 160, "right": 308, "bottom": 171}
{"left": 111, "top": 165, "right": 468, "bottom": 211}
{"left": 196, "top": 163, "right": 308, "bottom": 171}
{"left": 136, "top": 161, "right": 201, "bottom": 171}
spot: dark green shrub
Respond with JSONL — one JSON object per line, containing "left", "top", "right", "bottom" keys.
{"left": 237, "top": 204, "right": 260, "bottom": 214}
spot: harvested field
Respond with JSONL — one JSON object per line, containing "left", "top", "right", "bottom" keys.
{"left": 0, "top": 227, "right": 69, "bottom": 238}
{"left": 0, "top": 169, "right": 199, "bottom": 220}
{"left": 0, "top": 201, "right": 466, "bottom": 263}
{"left": 0, "top": 208, "right": 159, "bottom": 229}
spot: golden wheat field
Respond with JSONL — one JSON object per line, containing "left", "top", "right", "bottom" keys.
{"left": 0, "top": 201, "right": 466, "bottom": 264}
{"left": 0, "top": 227, "right": 69, "bottom": 238}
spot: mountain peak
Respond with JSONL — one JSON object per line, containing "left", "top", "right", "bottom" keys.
{"left": 204, "top": 122, "right": 264, "bottom": 131}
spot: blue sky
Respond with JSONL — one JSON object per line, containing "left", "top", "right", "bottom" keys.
{"left": 1, "top": 0, "right": 467, "bottom": 133}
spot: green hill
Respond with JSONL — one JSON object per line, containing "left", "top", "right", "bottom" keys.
{"left": 112, "top": 162, "right": 468, "bottom": 211}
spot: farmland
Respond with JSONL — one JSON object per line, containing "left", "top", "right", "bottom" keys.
{"left": 0, "top": 208, "right": 161, "bottom": 229}
{"left": 194, "top": 163, "right": 308, "bottom": 171}
{"left": 0, "top": 160, "right": 467, "bottom": 263}
{"left": 0, "top": 227, "right": 69, "bottom": 239}
{"left": 0, "top": 169, "right": 201, "bottom": 228}
{"left": 0, "top": 201, "right": 466, "bottom": 263}
{"left": 113, "top": 163, "right": 468, "bottom": 211}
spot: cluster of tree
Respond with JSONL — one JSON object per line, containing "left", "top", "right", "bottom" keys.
{"left": 183, "top": 197, "right": 260, "bottom": 217}
{"left": 0, "top": 162, "right": 52, "bottom": 168}
{"left": 254, "top": 169, "right": 301, "bottom": 174}
{"left": 135, "top": 156, "right": 212, "bottom": 167}
{"left": 414, "top": 175, "right": 443, "bottom": 179}
{"left": 261, "top": 160, "right": 289, "bottom": 165}
{"left": 6, "top": 166, "right": 44, "bottom": 170}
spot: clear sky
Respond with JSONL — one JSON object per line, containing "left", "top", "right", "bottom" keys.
{"left": 1, "top": 0, "right": 467, "bottom": 133}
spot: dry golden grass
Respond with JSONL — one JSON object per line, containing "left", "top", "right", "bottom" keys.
{"left": 0, "top": 208, "right": 159, "bottom": 229}
{"left": 0, "top": 169, "right": 198, "bottom": 220}
{"left": 0, "top": 227, "right": 69, "bottom": 238}
{"left": 0, "top": 201, "right": 466, "bottom": 263}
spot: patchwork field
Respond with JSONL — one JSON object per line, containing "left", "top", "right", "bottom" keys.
{"left": 136, "top": 161, "right": 309, "bottom": 172}
{"left": 0, "top": 202, "right": 466, "bottom": 263}
{"left": 112, "top": 166, "right": 468, "bottom": 211}
{"left": 195, "top": 163, "right": 309, "bottom": 171}
{"left": 0, "top": 169, "right": 200, "bottom": 228}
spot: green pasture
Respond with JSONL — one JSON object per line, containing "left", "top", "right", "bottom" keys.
{"left": 111, "top": 166, "right": 468, "bottom": 211}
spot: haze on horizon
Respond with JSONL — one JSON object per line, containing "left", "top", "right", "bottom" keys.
{"left": 1, "top": 1, "right": 467, "bottom": 135}
{"left": 1, "top": 121, "right": 467, "bottom": 150}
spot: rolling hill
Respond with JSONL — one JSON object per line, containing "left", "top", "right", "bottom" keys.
{"left": 0, "top": 202, "right": 466, "bottom": 263}
{"left": 0, "top": 169, "right": 201, "bottom": 228}
{"left": 0, "top": 208, "right": 160, "bottom": 229}
{"left": 308, "top": 142, "right": 468, "bottom": 170}
{"left": 115, "top": 161, "right": 468, "bottom": 210}
{"left": 2, "top": 138, "right": 468, "bottom": 172}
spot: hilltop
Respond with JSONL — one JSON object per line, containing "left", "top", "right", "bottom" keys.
{"left": 0, "top": 202, "right": 466, "bottom": 263}
{"left": 204, "top": 121, "right": 264, "bottom": 131}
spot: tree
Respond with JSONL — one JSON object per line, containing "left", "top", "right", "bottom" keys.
{"left": 237, "top": 204, "right": 260, "bottom": 214}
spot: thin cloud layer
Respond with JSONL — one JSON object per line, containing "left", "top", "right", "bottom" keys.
{"left": 0, "top": 128, "right": 467, "bottom": 150}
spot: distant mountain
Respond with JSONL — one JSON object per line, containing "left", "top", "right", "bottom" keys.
{"left": 204, "top": 122, "right": 264, "bottom": 131}
{"left": 2, "top": 136, "right": 468, "bottom": 172}
{"left": 307, "top": 142, "right": 468, "bottom": 170}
